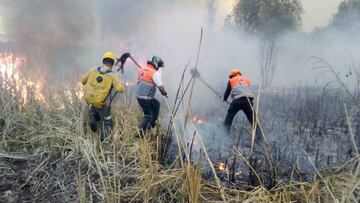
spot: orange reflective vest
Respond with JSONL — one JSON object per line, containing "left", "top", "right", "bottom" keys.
{"left": 136, "top": 64, "right": 157, "bottom": 99}
{"left": 229, "top": 75, "right": 254, "bottom": 99}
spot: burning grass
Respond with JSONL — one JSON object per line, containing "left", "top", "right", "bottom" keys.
{"left": 0, "top": 55, "right": 360, "bottom": 202}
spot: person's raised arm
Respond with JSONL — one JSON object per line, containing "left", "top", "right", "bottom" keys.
{"left": 223, "top": 81, "right": 231, "bottom": 102}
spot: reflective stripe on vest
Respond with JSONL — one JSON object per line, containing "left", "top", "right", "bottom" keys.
{"left": 136, "top": 64, "right": 157, "bottom": 99}
{"left": 230, "top": 75, "right": 254, "bottom": 99}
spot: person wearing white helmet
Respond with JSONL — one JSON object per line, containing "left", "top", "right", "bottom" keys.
{"left": 136, "top": 55, "right": 167, "bottom": 135}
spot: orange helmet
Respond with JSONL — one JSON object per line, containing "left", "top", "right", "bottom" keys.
{"left": 229, "top": 68, "right": 241, "bottom": 78}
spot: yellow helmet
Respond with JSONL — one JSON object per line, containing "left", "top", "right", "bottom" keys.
{"left": 229, "top": 68, "right": 241, "bottom": 78}
{"left": 102, "top": 51, "right": 116, "bottom": 61}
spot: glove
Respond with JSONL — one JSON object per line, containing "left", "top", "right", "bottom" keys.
{"left": 160, "top": 88, "right": 168, "bottom": 97}
{"left": 118, "top": 53, "right": 131, "bottom": 65}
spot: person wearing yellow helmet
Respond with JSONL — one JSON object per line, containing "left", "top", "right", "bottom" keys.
{"left": 102, "top": 51, "right": 117, "bottom": 65}
{"left": 223, "top": 68, "right": 262, "bottom": 141}
{"left": 81, "top": 51, "right": 125, "bottom": 141}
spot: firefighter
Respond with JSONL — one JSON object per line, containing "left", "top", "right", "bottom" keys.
{"left": 223, "top": 69, "right": 262, "bottom": 141}
{"left": 81, "top": 51, "right": 125, "bottom": 141}
{"left": 136, "top": 55, "right": 167, "bottom": 135}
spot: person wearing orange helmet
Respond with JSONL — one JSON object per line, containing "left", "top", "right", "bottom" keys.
{"left": 223, "top": 69, "right": 260, "bottom": 138}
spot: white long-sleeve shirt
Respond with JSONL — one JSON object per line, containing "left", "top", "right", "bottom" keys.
{"left": 152, "top": 69, "right": 163, "bottom": 87}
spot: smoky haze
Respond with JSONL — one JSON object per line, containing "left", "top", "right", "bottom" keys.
{"left": 0, "top": 0, "right": 359, "bottom": 103}
{"left": 0, "top": 0, "right": 96, "bottom": 83}
{"left": 0, "top": 0, "right": 95, "bottom": 46}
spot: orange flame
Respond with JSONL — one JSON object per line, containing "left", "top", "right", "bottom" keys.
{"left": 0, "top": 52, "right": 46, "bottom": 106}
{"left": 218, "top": 162, "right": 227, "bottom": 171}
{"left": 192, "top": 115, "right": 205, "bottom": 125}
{"left": 0, "top": 52, "right": 85, "bottom": 109}
{"left": 0, "top": 53, "right": 49, "bottom": 107}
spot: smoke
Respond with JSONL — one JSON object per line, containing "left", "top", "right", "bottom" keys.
{"left": 1, "top": 0, "right": 95, "bottom": 45}
{"left": 0, "top": 0, "right": 96, "bottom": 82}
{"left": 1, "top": 1, "right": 359, "bottom": 131}
{"left": 301, "top": 0, "right": 342, "bottom": 32}
{"left": 95, "top": 0, "right": 170, "bottom": 38}
{"left": 2, "top": 0, "right": 358, "bottom": 118}
{"left": 1, "top": 0, "right": 358, "bottom": 89}
{"left": 1, "top": 0, "right": 359, "bottom": 175}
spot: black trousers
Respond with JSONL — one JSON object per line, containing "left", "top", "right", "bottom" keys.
{"left": 137, "top": 98, "right": 160, "bottom": 132}
{"left": 89, "top": 106, "right": 112, "bottom": 141}
{"left": 224, "top": 97, "right": 262, "bottom": 139}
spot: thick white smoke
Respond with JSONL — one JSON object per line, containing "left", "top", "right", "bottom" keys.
{"left": 1, "top": 0, "right": 359, "bottom": 176}
{"left": 1, "top": 0, "right": 357, "bottom": 91}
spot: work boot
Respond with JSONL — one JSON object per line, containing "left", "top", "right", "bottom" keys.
{"left": 100, "top": 116, "right": 113, "bottom": 142}
{"left": 0, "top": 119, "right": 5, "bottom": 132}
{"left": 90, "top": 117, "right": 97, "bottom": 132}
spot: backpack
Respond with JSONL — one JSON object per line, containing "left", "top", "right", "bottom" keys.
{"left": 84, "top": 67, "right": 113, "bottom": 108}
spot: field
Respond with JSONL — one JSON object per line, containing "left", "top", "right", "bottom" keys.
{"left": 0, "top": 53, "right": 359, "bottom": 202}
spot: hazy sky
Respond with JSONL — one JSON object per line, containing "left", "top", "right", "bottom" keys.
{"left": 301, "top": 0, "right": 342, "bottom": 31}
{"left": 0, "top": 0, "right": 343, "bottom": 36}
{"left": 0, "top": 18, "right": 3, "bottom": 37}
{"left": 219, "top": 0, "right": 342, "bottom": 32}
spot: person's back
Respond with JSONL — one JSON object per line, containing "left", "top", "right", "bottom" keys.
{"left": 83, "top": 66, "right": 123, "bottom": 108}
{"left": 135, "top": 55, "right": 167, "bottom": 135}
{"left": 229, "top": 75, "right": 254, "bottom": 99}
{"left": 81, "top": 51, "right": 124, "bottom": 141}
{"left": 136, "top": 64, "right": 158, "bottom": 100}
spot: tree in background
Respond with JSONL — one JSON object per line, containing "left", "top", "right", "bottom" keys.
{"left": 207, "top": 0, "right": 218, "bottom": 27}
{"left": 228, "top": 0, "right": 302, "bottom": 87}
{"left": 232, "top": 0, "right": 302, "bottom": 38}
{"left": 331, "top": 0, "right": 360, "bottom": 33}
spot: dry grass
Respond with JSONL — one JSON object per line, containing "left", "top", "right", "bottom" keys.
{"left": 0, "top": 82, "right": 359, "bottom": 203}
